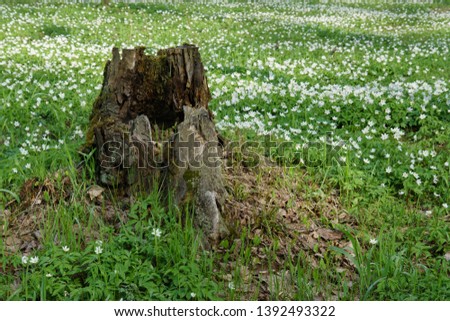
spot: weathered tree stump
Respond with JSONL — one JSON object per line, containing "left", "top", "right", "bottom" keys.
{"left": 86, "top": 45, "right": 227, "bottom": 245}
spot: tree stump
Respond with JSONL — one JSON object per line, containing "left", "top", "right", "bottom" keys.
{"left": 85, "top": 45, "right": 228, "bottom": 245}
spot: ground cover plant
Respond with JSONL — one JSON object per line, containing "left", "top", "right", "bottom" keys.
{"left": 0, "top": 0, "right": 449, "bottom": 300}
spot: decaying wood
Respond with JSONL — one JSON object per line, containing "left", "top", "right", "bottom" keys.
{"left": 86, "top": 45, "right": 227, "bottom": 245}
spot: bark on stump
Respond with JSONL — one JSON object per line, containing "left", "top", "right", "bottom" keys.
{"left": 86, "top": 45, "right": 227, "bottom": 245}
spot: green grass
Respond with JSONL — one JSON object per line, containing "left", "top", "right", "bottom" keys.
{"left": 1, "top": 0, "right": 449, "bottom": 301}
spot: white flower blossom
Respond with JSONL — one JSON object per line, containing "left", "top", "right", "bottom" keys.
{"left": 152, "top": 228, "right": 162, "bottom": 238}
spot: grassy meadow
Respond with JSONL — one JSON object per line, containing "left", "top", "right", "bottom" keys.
{"left": 0, "top": 0, "right": 449, "bottom": 300}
